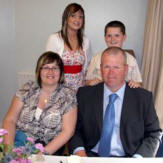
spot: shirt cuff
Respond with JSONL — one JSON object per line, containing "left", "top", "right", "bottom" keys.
{"left": 133, "top": 154, "right": 143, "bottom": 158}
{"left": 73, "top": 147, "right": 85, "bottom": 154}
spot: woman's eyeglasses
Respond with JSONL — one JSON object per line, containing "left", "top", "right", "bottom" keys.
{"left": 41, "top": 66, "right": 60, "bottom": 72}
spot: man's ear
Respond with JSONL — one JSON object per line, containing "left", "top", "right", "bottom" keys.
{"left": 125, "top": 64, "right": 128, "bottom": 77}
{"left": 123, "top": 34, "right": 127, "bottom": 42}
{"left": 100, "top": 63, "right": 102, "bottom": 73}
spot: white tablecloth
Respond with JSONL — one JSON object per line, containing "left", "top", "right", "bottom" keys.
{"left": 31, "top": 155, "right": 163, "bottom": 163}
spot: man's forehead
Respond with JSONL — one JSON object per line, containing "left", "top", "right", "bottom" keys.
{"left": 103, "top": 50, "right": 123, "bottom": 56}
{"left": 101, "top": 51, "right": 124, "bottom": 63}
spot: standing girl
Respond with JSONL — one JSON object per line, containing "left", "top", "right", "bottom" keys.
{"left": 46, "top": 3, "right": 91, "bottom": 91}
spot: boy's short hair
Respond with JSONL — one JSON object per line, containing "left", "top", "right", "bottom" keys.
{"left": 104, "top": 20, "right": 126, "bottom": 35}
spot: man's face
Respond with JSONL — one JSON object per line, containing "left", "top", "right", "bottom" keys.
{"left": 101, "top": 51, "right": 128, "bottom": 92}
{"left": 105, "top": 27, "right": 126, "bottom": 48}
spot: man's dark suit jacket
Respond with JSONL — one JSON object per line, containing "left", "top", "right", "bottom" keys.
{"left": 69, "top": 82, "right": 162, "bottom": 157}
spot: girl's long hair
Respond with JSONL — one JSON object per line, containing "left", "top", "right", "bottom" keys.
{"left": 61, "top": 3, "right": 85, "bottom": 50}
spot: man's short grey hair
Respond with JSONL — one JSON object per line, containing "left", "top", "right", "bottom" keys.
{"left": 101, "top": 47, "right": 127, "bottom": 65}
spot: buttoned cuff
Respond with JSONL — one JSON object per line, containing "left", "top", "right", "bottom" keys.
{"left": 73, "top": 147, "right": 85, "bottom": 154}
{"left": 133, "top": 154, "right": 143, "bottom": 158}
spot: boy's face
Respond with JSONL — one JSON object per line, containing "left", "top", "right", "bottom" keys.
{"left": 105, "top": 27, "right": 126, "bottom": 48}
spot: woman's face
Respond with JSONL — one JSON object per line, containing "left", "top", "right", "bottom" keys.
{"left": 67, "top": 10, "right": 84, "bottom": 31}
{"left": 40, "top": 61, "right": 60, "bottom": 88}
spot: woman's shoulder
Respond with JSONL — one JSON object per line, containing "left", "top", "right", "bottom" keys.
{"left": 16, "top": 81, "right": 39, "bottom": 101}
{"left": 83, "top": 35, "right": 90, "bottom": 43}
{"left": 54, "top": 84, "right": 77, "bottom": 105}
{"left": 19, "top": 80, "right": 38, "bottom": 91}
{"left": 59, "top": 84, "right": 76, "bottom": 96}
{"left": 48, "top": 32, "right": 62, "bottom": 41}
{"left": 46, "top": 32, "right": 64, "bottom": 53}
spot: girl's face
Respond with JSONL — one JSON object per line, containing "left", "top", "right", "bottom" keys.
{"left": 67, "top": 10, "right": 84, "bottom": 31}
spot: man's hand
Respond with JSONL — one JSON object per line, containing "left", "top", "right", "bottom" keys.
{"left": 74, "top": 150, "right": 87, "bottom": 157}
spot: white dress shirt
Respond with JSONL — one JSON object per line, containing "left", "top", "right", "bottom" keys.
{"left": 91, "top": 83, "right": 126, "bottom": 156}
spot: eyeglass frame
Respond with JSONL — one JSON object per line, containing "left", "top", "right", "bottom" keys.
{"left": 41, "top": 66, "right": 60, "bottom": 72}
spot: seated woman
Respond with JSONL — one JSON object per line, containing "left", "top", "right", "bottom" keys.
{"left": 2, "top": 51, "right": 77, "bottom": 155}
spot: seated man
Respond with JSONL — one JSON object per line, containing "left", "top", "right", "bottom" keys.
{"left": 86, "top": 20, "right": 142, "bottom": 88}
{"left": 69, "top": 47, "right": 162, "bottom": 157}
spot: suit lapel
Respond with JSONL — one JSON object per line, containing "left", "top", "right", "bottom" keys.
{"left": 94, "top": 83, "right": 104, "bottom": 134}
{"left": 120, "top": 85, "right": 131, "bottom": 125}
{"left": 120, "top": 85, "right": 134, "bottom": 152}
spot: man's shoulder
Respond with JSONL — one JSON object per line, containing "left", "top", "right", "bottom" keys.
{"left": 78, "top": 82, "right": 103, "bottom": 95}
{"left": 126, "top": 85, "right": 152, "bottom": 97}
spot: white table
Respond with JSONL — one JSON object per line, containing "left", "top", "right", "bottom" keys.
{"left": 31, "top": 155, "right": 163, "bottom": 163}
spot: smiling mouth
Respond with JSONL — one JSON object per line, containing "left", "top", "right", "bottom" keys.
{"left": 73, "top": 22, "right": 80, "bottom": 26}
{"left": 110, "top": 42, "right": 118, "bottom": 45}
{"left": 46, "top": 76, "right": 54, "bottom": 79}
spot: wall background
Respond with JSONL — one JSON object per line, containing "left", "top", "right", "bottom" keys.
{"left": 0, "top": 0, "right": 148, "bottom": 122}
{"left": 0, "top": 0, "right": 16, "bottom": 124}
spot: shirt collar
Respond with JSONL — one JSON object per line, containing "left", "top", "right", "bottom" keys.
{"left": 104, "top": 82, "right": 126, "bottom": 100}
